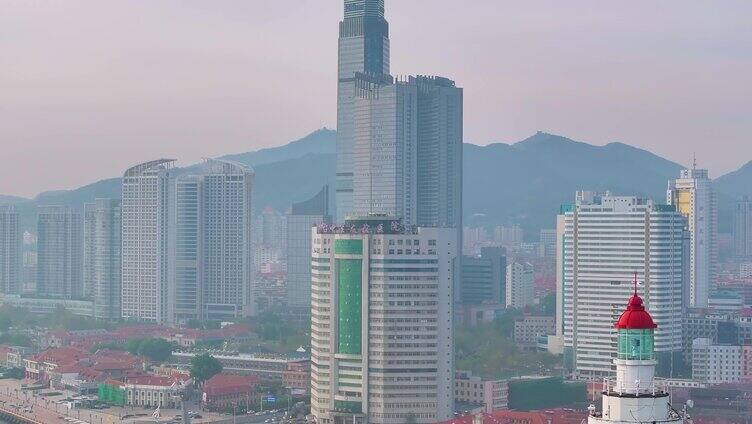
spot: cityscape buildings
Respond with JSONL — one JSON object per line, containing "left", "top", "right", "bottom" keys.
{"left": 36, "top": 206, "right": 83, "bottom": 299}
{"left": 121, "top": 159, "right": 175, "bottom": 323}
{"left": 335, "top": 0, "right": 391, "bottom": 222}
{"left": 460, "top": 247, "right": 506, "bottom": 306}
{"left": 556, "top": 192, "right": 686, "bottom": 378}
{"left": 310, "top": 217, "right": 456, "bottom": 424}
{"left": 733, "top": 196, "right": 752, "bottom": 258}
{"left": 505, "top": 261, "right": 534, "bottom": 309}
{"left": 286, "top": 185, "right": 331, "bottom": 310}
{"left": 0, "top": 205, "right": 21, "bottom": 294}
{"left": 667, "top": 167, "right": 717, "bottom": 308}
{"left": 85, "top": 199, "right": 122, "bottom": 320}
{"left": 169, "top": 159, "right": 255, "bottom": 323}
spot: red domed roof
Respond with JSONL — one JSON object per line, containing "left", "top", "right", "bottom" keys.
{"left": 615, "top": 293, "right": 657, "bottom": 330}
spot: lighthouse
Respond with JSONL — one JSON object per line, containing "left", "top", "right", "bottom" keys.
{"left": 587, "top": 276, "right": 690, "bottom": 423}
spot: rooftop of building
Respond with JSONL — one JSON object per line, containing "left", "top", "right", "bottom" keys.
{"left": 316, "top": 215, "right": 419, "bottom": 235}
{"left": 203, "top": 374, "right": 259, "bottom": 396}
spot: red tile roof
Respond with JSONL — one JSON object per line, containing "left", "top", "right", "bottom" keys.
{"left": 31, "top": 347, "right": 91, "bottom": 366}
{"left": 204, "top": 374, "right": 259, "bottom": 396}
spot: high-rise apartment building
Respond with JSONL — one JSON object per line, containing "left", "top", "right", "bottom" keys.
{"left": 286, "top": 186, "right": 331, "bottom": 310}
{"left": 310, "top": 217, "right": 456, "bottom": 424}
{"left": 0, "top": 205, "right": 21, "bottom": 294}
{"left": 460, "top": 247, "right": 506, "bottom": 306}
{"left": 539, "top": 229, "right": 556, "bottom": 258}
{"left": 169, "top": 159, "right": 255, "bottom": 323}
{"left": 336, "top": 0, "right": 390, "bottom": 222}
{"left": 37, "top": 206, "right": 83, "bottom": 299}
{"left": 505, "top": 261, "right": 534, "bottom": 309}
{"left": 121, "top": 159, "right": 174, "bottom": 323}
{"left": 733, "top": 196, "right": 752, "bottom": 258}
{"left": 84, "top": 199, "right": 122, "bottom": 320}
{"left": 667, "top": 168, "right": 717, "bottom": 308}
{"left": 556, "top": 192, "right": 686, "bottom": 378}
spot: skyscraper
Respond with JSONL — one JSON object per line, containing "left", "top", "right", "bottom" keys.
{"left": 37, "top": 206, "right": 83, "bottom": 299}
{"left": 733, "top": 196, "right": 752, "bottom": 258}
{"left": 286, "top": 185, "right": 331, "bottom": 310}
{"left": 310, "top": 217, "right": 456, "bottom": 424}
{"left": 505, "top": 261, "right": 534, "bottom": 309}
{"left": 83, "top": 203, "right": 95, "bottom": 299}
{"left": 460, "top": 246, "right": 506, "bottom": 306}
{"left": 0, "top": 205, "right": 21, "bottom": 294}
{"left": 557, "top": 192, "right": 685, "bottom": 378}
{"left": 121, "top": 159, "right": 174, "bottom": 323}
{"left": 667, "top": 168, "right": 717, "bottom": 308}
{"left": 85, "top": 199, "right": 121, "bottom": 320}
{"left": 336, "top": 0, "right": 390, "bottom": 222}
{"left": 169, "top": 159, "right": 255, "bottom": 323}
{"left": 350, "top": 75, "right": 463, "bottom": 228}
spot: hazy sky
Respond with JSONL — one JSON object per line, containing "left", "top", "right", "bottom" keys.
{"left": 2, "top": 1, "right": 751, "bottom": 197}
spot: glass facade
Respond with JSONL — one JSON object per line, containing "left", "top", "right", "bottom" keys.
{"left": 617, "top": 329, "right": 655, "bottom": 360}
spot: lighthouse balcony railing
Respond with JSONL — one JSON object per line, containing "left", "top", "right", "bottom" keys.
{"left": 600, "top": 377, "right": 669, "bottom": 397}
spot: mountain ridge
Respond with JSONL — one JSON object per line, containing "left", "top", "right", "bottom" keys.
{"left": 2, "top": 129, "right": 750, "bottom": 236}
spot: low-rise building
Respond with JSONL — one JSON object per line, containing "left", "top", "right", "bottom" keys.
{"left": 691, "top": 338, "right": 749, "bottom": 384}
{"left": 513, "top": 315, "right": 555, "bottom": 350}
{"left": 282, "top": 360, "right": 310, "bottom": 395}
{"left": 454, "top": 370, "right": 508, "bottom": 413}
{"left": 171, "top": 351, "right": 309, "bottom": 381}
{"left": 121, "top": 374, "right": 190, "bottom": 408}
{"left": 457, "top": 304, "right": 505, "bottom": 327}
{"left": 202, "top": 374, "right": 259, "bottom": 411}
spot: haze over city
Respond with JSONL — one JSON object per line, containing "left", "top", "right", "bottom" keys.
{"left": 2, "top": 0, "right": 751, "bottom": 197}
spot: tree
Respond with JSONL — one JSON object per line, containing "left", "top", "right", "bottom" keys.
{"left": 190, "top": 354, "right": 222, "bottom": 385}
{"left": 138, "top": 339, "right": 175, "bottom": 363}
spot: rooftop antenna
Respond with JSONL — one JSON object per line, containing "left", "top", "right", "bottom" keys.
{"left": 633, "top": 271, "right": 638, "bottom": 296}
{"left": 692, "top": 152, "right": 697, "bottom": 171}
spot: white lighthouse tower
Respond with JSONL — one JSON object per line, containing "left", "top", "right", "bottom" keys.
{"left": 588, "top": 277, "right": 691, "bottom": 423}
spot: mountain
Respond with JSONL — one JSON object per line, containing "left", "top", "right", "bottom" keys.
{"left": 2, "top": 128, "right": 751, "bottom": 237}
{"left": 463, "top": 132, "right": 685, "bottom": 235}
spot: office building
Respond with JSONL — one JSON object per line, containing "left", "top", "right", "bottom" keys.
{"left": 494, "top": 225, "right": 523, "bottom": 245}
{"left": 505, "top": 261, "right": 534, "bottom": 309}
{"left": 335, "top": 0, "right": 390, "bottom": 222}
{"left": 667, "top": 168, "right": 717, "bottom": 307}
{"left": 84, "top": 199, "right": 121, "bottom": 320}
{"left": 0, "top": 206, "right": 21, "bottom": 294}
{"left": 557, "top": 192, "right": 686, "bottom": 378}
{"left": 733, "top": 196, "right": 752, "bottom": 258}
{"left": 37, "top": 206, "right": 82, "bottom": 299}
{"left": 169, "top": 159, "right": 255, "bottom": 323}
{"left": 310, "top": 216, "right": 456, "bottom": 424}
{"left": 460, "top": 247, "right": 506, "bottom": 306}
{"left": 286, "top": 186, "right": 331, "bottom": 310}
{"left": 350, "top": 75, "right": 462, "bottom": 230}
{"left": 121, "top": 159, "right": 174, "bottom": 323}
{"left": 514, "top": 315, "right": 556, "bottom": 349}
{"left": 454, "top": 370, "right": 508, "bottom": 413}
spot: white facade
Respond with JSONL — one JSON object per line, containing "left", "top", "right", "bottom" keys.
{"left": 691, "top": 338, "right": 743, "bottom": 384}
{"left": 505, "top": 262, "right": 533, "bottom": 309}
{"left": 169, "top": 159, "right": 255, "bottom": 323}
{"left": 37, "top": 206, "right": 83, "bottom": 299}
{"left": 667, "top": 168, "right": 717, "bottom": 308}
{"left": 121, "top": 159, "right": 174, "bottom": 323}
{"left": 0, "top": 206, "right": 21, "bottom": 294}
{"left": 310, "top": 217, "right": 456, "bottom": 424}
{"left": 557, "top": 192, "right": 686, "bottom": 378}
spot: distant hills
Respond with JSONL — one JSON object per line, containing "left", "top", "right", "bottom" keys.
{"left": 3, "top": 128, "right": 750, "bottom": 237}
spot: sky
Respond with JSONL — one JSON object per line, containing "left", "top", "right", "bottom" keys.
{"left": 1, "top": 0, "right": 751, "bottom": 198}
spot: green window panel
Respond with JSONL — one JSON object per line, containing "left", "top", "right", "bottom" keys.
{"left": 334, "top": 400, "right": 362, "bottom": 413}
{"left": 337, "top": 258, "right": 362, "bottom": 354}
{"left": 617, "top": 329, "right": 655, "bottom": 360}
{"left": 335, "top": 239, "right": 363, "bottom": 255}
